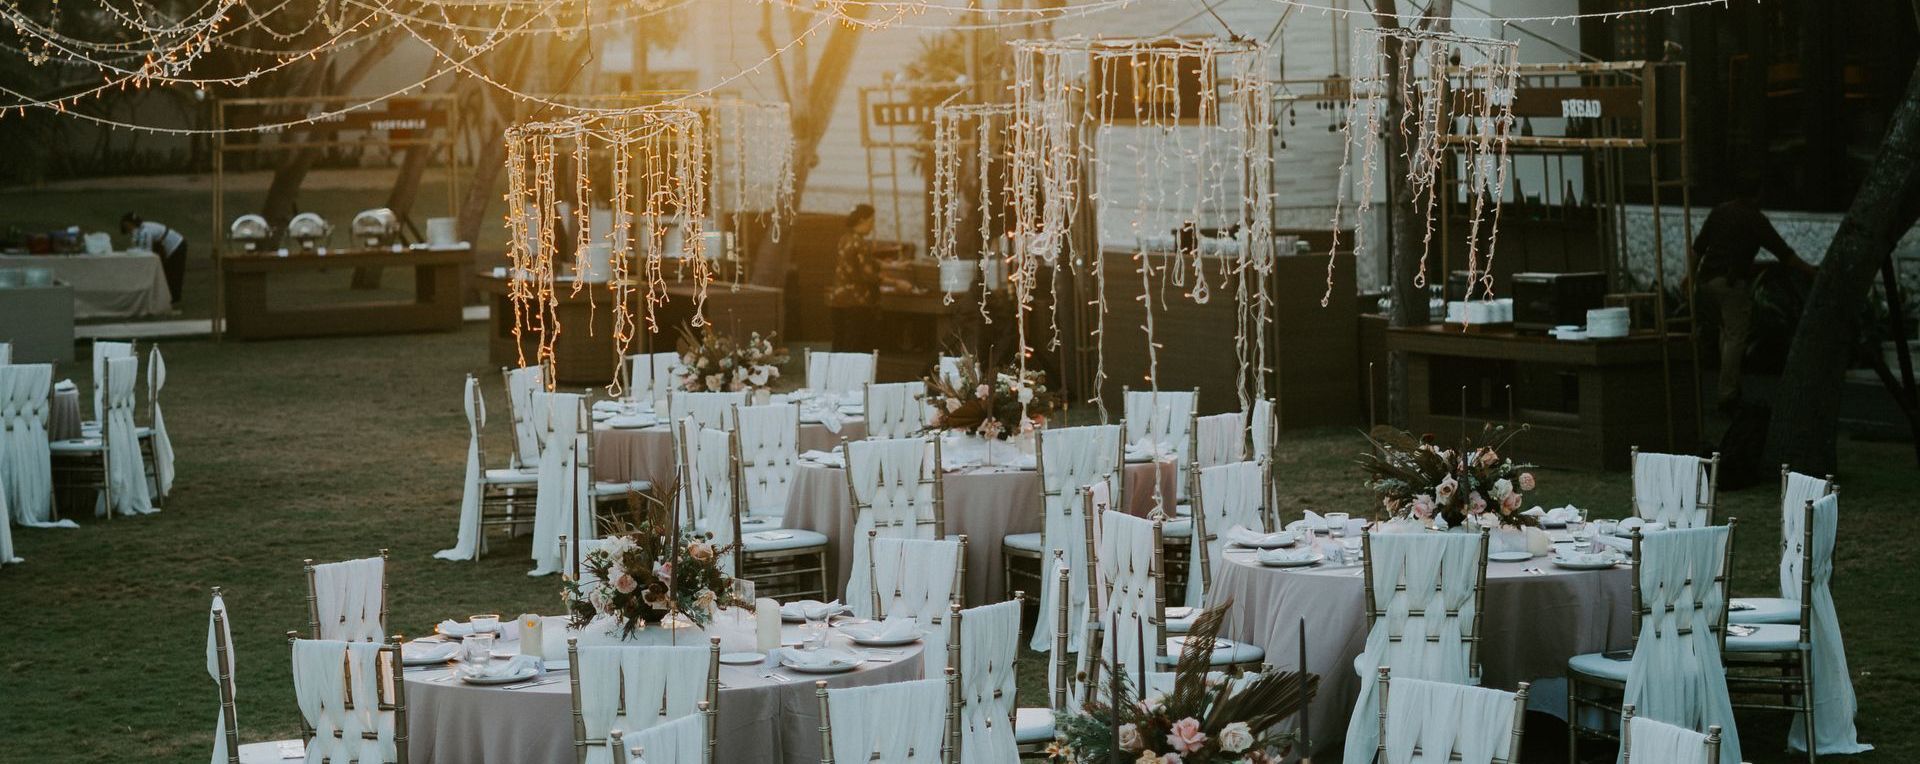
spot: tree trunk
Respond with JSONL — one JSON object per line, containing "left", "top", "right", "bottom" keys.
{"left": 1765, "top": 57, "right": 1920, "bottom": 474}
{"left": 258, "top": 33, "right": 403, "bottom": 227}
{"left": 1376, "top": 0, "right": 1453, "bottom": 429}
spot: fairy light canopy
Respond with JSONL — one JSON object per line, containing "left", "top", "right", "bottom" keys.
{"left": 699, "top": 97, "right": 796, "bottom": 239}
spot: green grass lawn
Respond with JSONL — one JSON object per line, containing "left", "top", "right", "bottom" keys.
{"left": 1, "top": 324, "right": 1911, "bottom": 762}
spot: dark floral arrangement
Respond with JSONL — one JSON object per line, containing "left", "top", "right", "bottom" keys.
{"left": 923, "top": 351, "right": 1061, "bottom": 440}
{"left": 674, "top": 323, "right": 789, "bottom": 394}
{"left": 1048, "top": 604, "right": 1318, "bottom": 763}
{"left": 1356, "top": 424, "right": 1539, "bottom": 530}
{"left": 561, "top": 500, "right": 744, "bottom": 639}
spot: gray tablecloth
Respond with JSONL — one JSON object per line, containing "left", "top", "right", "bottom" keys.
{"left": 0, "top": 252, "right": 171, "bottom": 319}
{"left": 784, "top": 459, "right": 1179, "bottom": 604}
{"left": 49, "top": 386, "right": 80, "bottom": 441}
{"left": 1211, "top": 542, "right": 1634, "bottom": 754}
{"left": 593, "top": 418, "right": 869, "bottom": 487}
{"left": 406, "top": 615, "right": 923, "bottom": 764}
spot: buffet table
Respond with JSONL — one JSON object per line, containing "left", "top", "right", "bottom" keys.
{"left": 219, "top": 245, "right": 468, "bottom": 340}
{"left": 0, "top": 252, "right": 170, "bottom": 319}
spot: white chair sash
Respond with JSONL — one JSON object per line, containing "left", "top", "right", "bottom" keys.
{"left": 1094, "top": 508, "right": 1159, "bottom": 690}
{"left": 866, "top": 381, "right": 929, "bottom": 440}
{"left": 1123, "top": 389, "right": 1195, "bottom": 499}
{"left": 147, "top": 345, "right": 175, "bottom": 497}
{"left": 1626, "top": 714, "right": 1714, "bottom": 764}
{"left": 825, "top": 678, "right": 949, "bottom": 763}
{"left": 0, "top": 476, "right": 14, "bottom": 564}
{"left": 865, "top": 536, "right": 960, "bottom": 675}
{"left": 1342, "top": 531, "right": 1484, "bottom": 764}
{"left": 207, "top": 593, "right": 236, "bottom": 764}
{"left": 1247, "top": 399, "right": 1275, "bottom": 463}
{"left": 505, "top": 366, "right": 546, "bottom": 467}
{"left": 0, "top": 342, "right": 8, "bottom": 363}
{"left": 1791, "top": 494, "right": 1871, "bottom": 754}
{"left": 1187, "top": 460, "right": 1265, "bottom": 608}
{"left": 619, "top": 712, "right": 706, "bottom": 764}
{"left": 1191, "top": 412, "right": 1244, "bottom": 471}
{"left": 311, "top": 556, "right": 385, "bottom": 642}
{"left": 436, "top": 375, "right": 487, "bottom": 561}
{"left": 0, "top": 363, "right": 64, "bottom": 527}
{"left": 1621, "top": 526, "right": 1740, "bottom": 764}
{"left": 684, "top": 424, "right": 737, "bottom": 575}
{"left": 528, "top": 392, "right": 587, "bottom": 576}
{"left": 91, "top": 340, "right": 134, "bottom": 424}
{"left": 102, "top": 355, "right": 154, "bottom": 516}
{"left": 627, "top": 352, "right": 681, "bottom": 409}
{"left": 806, "top": 351, "right": 875, "bottom": 397}
{"left": 668, "top": 391, "right": 745, "bottom": 432}
{"left": 1382, "top": 676, "right": 1517, "bottom": 764}
{"left": 845, "top": 437, "right": 938, "bottom": 609}
{"left": 576, "top": 645, "right": 711, "bottom": 764}
{"left": 291, "top": 639, "right": 397, "bottom": 764}
{"left": 1031, "top": 424, "right": 1121, "bottom": 652}
{"left": 956, "top": 599, "right": 1021, "bottom": 764}
{"left": 1633, "top": 451, "right": 1709, "bottom": 528}
{"left": 1777, "top": 471, "right": 1829, "bottom": 602}
{"left": 735, "top": 404, "right": 799, "bottom": 518}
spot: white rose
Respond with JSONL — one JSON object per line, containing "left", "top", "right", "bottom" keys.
{"left": 1218, "top": 721, "right": 1253, "bottom": 753}
{"left": 1017, "top": 386, "right": 1034, "bottom": 404}
{"left": 1491, "top": 478, "right": 1513, "bottom": 501}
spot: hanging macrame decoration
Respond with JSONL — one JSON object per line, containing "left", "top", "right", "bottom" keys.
{"left": 503, "top": 106, "right": 709, "bottom": 390}
{"left": 1326, "top": 27, "right": 1519, "bottom": 310}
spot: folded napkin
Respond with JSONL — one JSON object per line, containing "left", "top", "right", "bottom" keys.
{"left": 1588, "top": 534, "right": 1633, "bottom": 553}
{"left": 1125, "top": 438, "right": 1176, "bottom": 462}
{"left": 604, "top": 414, "right": 656, "bottom": 429}
{"left": 1616, "top": 517, "right": 1665, "bottom": 535}
{"left": 784, "top": 647, "right": 862, "bottom": 670}
{"left": 1285, "top": 510, "right": 1328, "bottom": 533}
{"left": 1257, "top": 547, "right": 1319, "bottom": 565}
{"left": 591, "top": 400, "right": 627, "bottom": 413}
{"left": 781, "top": 600, "right": 846, "bottom": 621}
{"left": 798, "top": 450, "right": 844, "bottom": 467}
{"left": 813, "top": 406, "right": 845, "bottom": 434}
{"left": 1730, "top": 599, "right": 1757, "bottom": 612}
{"left": 843, "top": 616, "right": 918, "bottom": 642}
{"left": 749, "top": 530, "right": 795, "bottom": 542}
{"left": 460, "top": 654, "right": 542, "bottom": 680}
{"left": 1524, "top": 505, "right": 1583, "bottom": 527}
{"left": 1227, "top": 525, "right": 1297, "bottom": 548}
{"left": 55, "top": 378, "right": 77, "bottom": 392}
{"left": 435, "top": 619, "right": 503, "bottom": 639}
{"left": 1552, "top": 550, "right": 1617, "bottom": 566}
{"left": 402, "top": 641, "right": 460, "bottom": 664}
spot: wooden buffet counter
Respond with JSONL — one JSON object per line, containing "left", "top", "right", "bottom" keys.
{"left": 218, "top": 245, "right": 469, "bottom": 340}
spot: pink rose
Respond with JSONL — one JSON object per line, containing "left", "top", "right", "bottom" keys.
{"left": 1468, "top": 492, "right": 1488, "bottom": 515}
{"left": 1165, "top": 717, "right": 1207, "bottom": 754}
{"left": 975, "top": 384, "right": 991, "bottom": 399}
{"left": 1501, "top": 491, "right": 1523, "bottom": 512}
{"left": 1435, "top": 476, "right": 1458, "bottom": 501}
{"left": 687, "top": 542, "right": 713, "bottom": 562}
{"left": 1161, "top": 755, "right": 1183, "bottom": 764}
{"left": 1117, "top": 723, "right": 1142, "bottom": 752}
{"left": 1409, "top": 494, "right": 1435, "bottom": 520}
{"left": 1518, "top": 472, "right": 1536, "bottom": 491}
{"left": 613, "top": 573, "right": 638, "bottom": 594}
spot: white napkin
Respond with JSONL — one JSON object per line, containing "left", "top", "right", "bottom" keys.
{"left": 591, "top": 400, "right": 627, "bottom": 413}
{"left": 435, "top": 619, "right": 502, "bottom": 639}
{"left": 402, "top": 641, "right": 460, "bottom": 664}
{"left": 1125, "top": 438, "right": 1175, "bottom": 462}
{"left": 781, "top": 600, "right": 845, "bottom": 621}
{"left": 1552, "top": 550, "right": 1615, "bottom": 566}
{"left": 1285, "top": 510, "right": 1328, "bottom": 533}
{"left": 814, "top": 405, "right": 845, "bottom": 434}
{"left": 798, "top": 450, "right": 844, "bottom": 468}
{"left": 1523, "top": 505, "right": 1583, "bottom": 527}
{"left": 1589, "top": 534, "right": 1633, "bottom": 553}
{"left": 783, "top": 647, "right": 862, "bottom": 670}
{"left": 54, "top": 378, "right": 77, "bottom": 393}
{"left": 460, "top": 654, "right": 542, "bottom": 680}
{"left": 844, "top": 616, "right": 918, "bottom": 642}
{"left": 749, "top": 530, "right": 795, "bottom": 542}
{"left": 604, "top": 414, "right": 655, "bottom": 429}
{"left": 1257, "top": 547, "right": 1319, "bottom": 565}
{"left": 1227, "top": 525, "right": 1297, "bottom": 548}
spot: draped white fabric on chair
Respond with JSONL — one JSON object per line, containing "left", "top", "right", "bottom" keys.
{"left": 1191, "top": 412, "right": 1244, "bottom": 471}
{"left": 668, "top": 391, "right": 745, "bottom": 432}
{"left": 146, "top": 345, "right": 176, "bottom": 499}
{"left": 310, "top": 556, "right": 385, "bottom": 642}
{"left": 90, "top": 340, "right": 135, "bottom": 425}
{"left": 1093, "top": 507, "right": 1160, "bottom": 691}
{"left": 806, "top": 351, "right": 876, "bottom": 397}
{"left": 207, "top": 592, "right": 236, "bottom": 764}
{"left": 0, "top": 363, "right": 64, "bottom": 528}
{"left": 575, "top": 644, "right": 712, "bottom": 764}
{"left": 1123, "top": 388, "right": 1195, "bottom": 499}
{"left": 1343, "top": 531, "right": 1485, "bottom": 764}
{"left": 822, "top": 678, "right": 951, "bottom": 763}
{"left": 528, "top": 392, "right": 587, "bottom": 576}
{"left": 865, "top": 381, "right": 929, "bottom": 439}
{"left": 1624, "top": 709, "right": 1717, "bottom": 764}
{"left": 1247, "top": 399, "right": 1275, "bottom": 464}
{"left": 1043, "top": 554, "right": 1085, "bottom": 711}
{"left": 1030, "top": 424, "right": 1121, "bottom": 652}
{"left": 1777, "top": 471, "right": 1830, "bottom": 612}
{"left": 626, "top": 352, "right": 681, "bottom": 409}
{"left": 684, "top": 424, "right": 738, "bottom": 576}
{"left": 1622, "top": 526, "right": 1741, "bottom": 764}
{"left": 1632, "top": 451, "right": 1711, "bottom": 528}
{"left": 844, "top": 436, "right": 939, "bottom": 610}
{"left": 1185, "top": 460, "right": 1266, "bottom": 609}
{"left": 101, "top": 355, "right": 155, "bottom": 516}
{"left": 1381, "top": 675, "right": 1520, "bottom": 764}
{"left": 864, "top": 536, "right": 961, "bottom": 676}
{"left": 618, "top": 712, "right": 707, "bottom": 764}
{"left": 735, "top": 403, "right": 799, "bottom": 520}
{"left": 0, "top": 342, "right": 8, "bottom": 363}
{"left": 504, "top": 366, "right": 545, "bottom": 468}
{"left": 436, "top": 374, "right": 489, "bottom": 561}
{"left": 936, "top": 356, "right": 969, "bottom": 389}
{"left": 0, "top": 477, "right": 15, "bottom": 564}
{"left": 956, "top": 599, "right": 1021, "bottom": 764}
{"left": 291, "top": 639, "right": 398, "bottom": 764}
{"left": 1789, "top": 494, "right": 1871, "bottom": 754}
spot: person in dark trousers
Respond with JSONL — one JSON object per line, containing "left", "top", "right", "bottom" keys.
{"left": 121, "top": 212, "right": 187, "bottom": 304}
{"left": 1688, "top": 189, "right": 1817, "bottom": 411}
{"left": 826, "top": 204, "right": 910, "bottom": 352}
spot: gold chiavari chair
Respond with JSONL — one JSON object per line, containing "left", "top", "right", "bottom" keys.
{"left": 284, "top": 632, "right": 410, "bottom": 764}
{"left": 815, "top": 669, "right": 959, "bottom": 764}
{"left": 567, "top": 636, "right": 721, "bottom": 764}
{"left": 1373, "top": 666, "right": 1529, "bottom": 763}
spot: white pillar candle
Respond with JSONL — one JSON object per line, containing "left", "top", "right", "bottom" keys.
{"left": 755, "top": 598, "right": 782, "bottom": 653}
{"left": 518, "top": 614, "right": 545, "bottom": 660}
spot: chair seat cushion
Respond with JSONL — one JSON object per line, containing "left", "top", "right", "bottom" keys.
{"left": 1161, "top": 638, "right": 1265, "bottom": 667}
{"left": 483, "top": 468, "right": 540, "bottom": 485}
{"left": 48, "top": 437, "right": 104, "bottom": 453}
{"left": 1726, "top": 623, "right": 1803, "bottom": 653}
{"left": 80, "top": 423, "right": 150, "bottom": 439}
{"left": 1567, "top": 651, "right": 1631, "bottom": 683}
{"left": 590, "top": 480, "right": 652, "bottom": 496}
{"left": 1001, "top": 532, "right": 1044, "bottom": 553}
{"left": 1729, "top": 597, "right": 1801, "bottom": 625}
{"left": 237, "top": 741, "right": 302, "bottom": 764}
{"left": 742, "top": 528, "right": 830, "bottom": 553}
{"left": 1013, "top": 706, "right": 1056, "bottom": 743}
{"left": 1159, "top": 518, "right": 1193, "bottom": 538}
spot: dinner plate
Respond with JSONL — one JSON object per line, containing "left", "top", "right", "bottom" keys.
{"left": 1230, "top": 533, "right": 1298, "bottom": 550}
{"left": 1551, "top": 557, "right": 1617, "bottom": 571}
{"left": 460, "top": 666, "right": 539, "bottom": 685}
{"left": 400, "top": 642, "right": 459, "bottom": 666}
{"left": 843, "top": 630, "right": 923, "bottom": 647}
{"left": 780, "top": 655, "right": 864, "bottom": 674}
{"left": 1488, "top": 551, "right": 1533, "bottom": 563}
{"left": 720, "top": 652, "right": 767, "bottom": 665}
{"left": 1258, "top": 552, "right": 1323, "bottom": 568}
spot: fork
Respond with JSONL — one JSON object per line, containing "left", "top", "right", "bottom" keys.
{"left": 761, "top": 672, "right": 793, "bottom": 684}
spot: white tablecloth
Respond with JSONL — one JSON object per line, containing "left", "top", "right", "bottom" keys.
{"left": 0, "top": 251, "right": 171, "bottom": 319}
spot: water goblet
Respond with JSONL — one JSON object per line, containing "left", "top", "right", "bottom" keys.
{"left": 463, "top": 633, "right": 495, "bottom": 666}
{"left": 732, "top": 580, "right": 756, "bottom": 628}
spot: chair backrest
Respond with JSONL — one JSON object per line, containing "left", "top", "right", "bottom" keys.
{"left": 101, "top": 355, "right": 153, "bottom": 514}
{"left": 1621, "top": 524, "right": 1739, "bottom": 762}
{"left": 627, "top": 352, "right": 681, "bottom": 409}
{"left": 806, "top": 350, "right": 877, "bottom": 397}
{"left": 92, "top": 339, "right": 135, "bottom": 422}
{"left": 863, "top": 535, "right": 965, "bottom": 675}
{"left": 147, "top": 345, "right": 176, "bottom": 496}
{"left": 668, "top": 391, "right": 746, "bottom": 432}
{"left": 1189, "top": 460, "right": 1267, "bottom": 607}
{"left": 289, "top": 637, "right": 407, "bottom": 764}
{"left": 612, "top": 710, "right": 711, "bottom": 764}
{"left": 1093, "top": 506, "right": 1165, "bottom": 688}
{"left": 865, "top": 381, "right": 930, "bottom": 439}
{"left": 844, "top": 436, "right": 943, "bottom": 539}
{"left": 1030, "top": 425, "right": 1122, "bottom": 653}
{"left": 1631, "top": 448, "right": 1719, "bottom": 529}
{"left": 529, "top": 392, "right": 592, "bottom": 576}
{"left": 463, "top": 374, "right": 491, "bottom": 468}
{"left": 1190, "top": 412, "right": 1245, "bottom": 471}
{"left": 209, "top": 588, "right": 240, "bottom": 764}
{"left": 570, "top": 638, "right": 720, "bottom": 764}
{"left": 817, "top": 675, "right": 956, "bottom": 764}
{"left": 0, "top": 363, "right": 53, "bottom": 523}
{"left": 1777, "top": 468, "right": 1833, "bottom": 603}
{"left": 503, "top": 365, "right": 547, "bottom": 467}
{"left": 954, "top": 599, "right": 1022, "bottom": 764}
{"left": 1377, "top": 670, "right": 1528, "bottom": 764}
{"left": 306, "top": 553, "right": 388, "bottom": 642}
{"left": 1622, "top": 704, "right": 1721, "bottom": 764}
{"left": 1360, "top": 530, "right": 1487, "bottom": 683}
{"left": 0, "top": 342, "right": 9, "bottom": 364}
{"left": 680, "top": 422, "right": 739, "bottom": 574}
{"left": 734, "top": 403, "right": 800, "bottom": 517}
{"left": 1123, "top": 387, "right": 1196, "bottom": 498}
{"left": 1247, "top": 398, "right": 1275, "bottom": 463}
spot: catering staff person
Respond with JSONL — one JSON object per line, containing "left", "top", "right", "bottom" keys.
{"left": 1688, "top": 188, "right": 1815, "bottom": 412}
{"left": 121, "top": 212, "right": 187, "bottom": 303}
{"left": 826, "top": 203, "right": 912, "bottom": 352}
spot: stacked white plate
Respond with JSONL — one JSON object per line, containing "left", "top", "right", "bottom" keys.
{"left": 1586, "top": 307, "right": 1630, "bottom": 339}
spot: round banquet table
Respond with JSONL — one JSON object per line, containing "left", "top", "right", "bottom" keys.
{"left": 1210, "top": 539, "right": 1634, "bottom": 754}
{"left": 406, "top": 615, "right": 924, "bottom": 764}
{"left": 592, "top": 418, "right": 868, "bottom": 486}
{"left": 49, "top": 385, "right": 81, "bottom": 441}
{"left": 784, "top": 458, "right": 1179, "bottom": 605}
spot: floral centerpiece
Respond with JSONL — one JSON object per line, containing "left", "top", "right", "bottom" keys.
{"left": 924, "top": 352, "right": 1061, "bottom": 440}
{"left": 1356, "top": 424, "right": 1539, "bottom": 530}
{"left": 561, "top": 509, "right": 744, "bottom": 639}
{"left": 674, "top": 323, "right": 789, "bottom": 394}
{"left": 1049, "top": 605, "right": 1317, "bottom": 763}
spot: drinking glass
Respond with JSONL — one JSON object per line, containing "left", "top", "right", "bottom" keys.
{"left": 1324, "top": 512, "right": 1350, "bottom": 535}
{"left": 732, "top": 580, "right": 756, "bottom": 628}
{"left": 1572, "top": 523, "right": 1595, "bottom": 553}
{"left": 468, "top": 614, "right": 501, "bottom": 633}
{"left": 1594, "top": 519, "right": 1619, "bottom": 538}
{"left": 463, "top": 633, "right": 495, "bottom": 665}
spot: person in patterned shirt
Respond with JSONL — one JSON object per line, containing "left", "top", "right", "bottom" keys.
{"left": 827, "top": 204, "right": 910, "bottom": 351}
